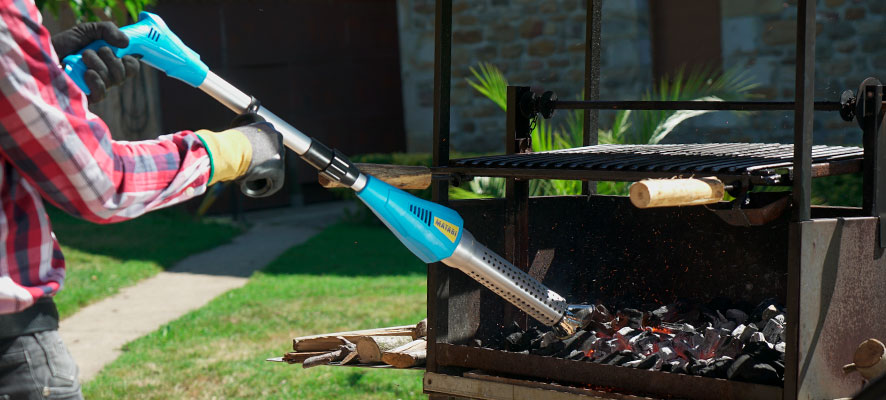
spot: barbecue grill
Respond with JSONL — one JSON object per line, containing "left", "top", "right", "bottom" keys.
{"left": 422, "top": 1, "right": 886, "bottom": 400}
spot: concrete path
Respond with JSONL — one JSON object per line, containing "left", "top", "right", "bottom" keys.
{"left": 59, "top": 201, "right": 351, "bottom": 382}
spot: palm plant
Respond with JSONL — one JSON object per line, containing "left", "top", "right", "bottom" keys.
{"left": 464, "top": 62, "right": 757, "bottom": 197}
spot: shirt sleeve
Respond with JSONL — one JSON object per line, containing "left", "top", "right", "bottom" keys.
{"left": 0, "top": 1, "right": 212, "bottom": 223}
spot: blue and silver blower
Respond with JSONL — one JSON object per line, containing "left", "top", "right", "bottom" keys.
{"left": 62, "top": 12, "right": 583, "bottom": 337}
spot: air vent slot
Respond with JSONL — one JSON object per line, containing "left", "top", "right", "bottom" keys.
{"left": 148, "top": 28, "right": 161, "bottom": 42}
{"left": 409, "top": 204, "right": 432, "bottom": 226}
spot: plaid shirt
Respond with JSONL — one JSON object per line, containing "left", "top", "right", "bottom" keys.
{"left": 0, "top": 0, "right": 212, "bottom": 314}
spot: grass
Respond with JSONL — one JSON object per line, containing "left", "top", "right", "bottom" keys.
{"left": 84, "top": 221, "right": 428, "bottom": 400}
{"left": 48, "top": 205, "right": 242, "bottom": 318}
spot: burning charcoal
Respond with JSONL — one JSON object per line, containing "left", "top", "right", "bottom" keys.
{"left": 739, "top": 324, "right": 759, "bottom": 343}
{"left": 725, "top": 309, "right": 749, "bottom": 324}
{"left": 586, "top": 320, "right": 614, "bottom": 338}
{"left": 715, "top": 337, "right": 743, "bottom": 359}
{"left": 652, "top": 304, "right": 676, "bottom": 322}
{"left": 623, "top": 308, "right": 644, "bottom": 329}
{"left": 762, "top": 318, "right": 784, "bottom": 344}
{"left": 630, "top": 331, "right": 658, "bottom": 355}
{"left": 659, "top": 346, "right": 677, "bottom": 362}
{"left": 615, "top": 327, "right": 635, "bottom": 351}
{"left": 636, "top": 353, "right": 661, "bottom": 370}
{"left": 743, "top": 341, "right": 783, "bottom": 363}
{"left": 562, "top": 330, "right": 591, "bottom": 353}
{"left": 667, "top": 359, "right": 689, "bottom": 374}
{"left": 774, "top": 313, "right": 785, "bottom": 325}
{"left": 699, "top": 327, "right": 722, "bottom": 359}
{"left": 662, "top": 322, "right": 696, "bottom": 334}
{"left": 578, "top": 334, "right": 598, "bottom": 355}
{"left": 642, "top": 311, "right": 662, "bottom": 329}
{"left": 727, "top": 354, "right": 782, "bottom": 385}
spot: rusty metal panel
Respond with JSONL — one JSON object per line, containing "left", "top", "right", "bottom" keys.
{"left": 436, "top": 344, "right": 782, "bottom": 400}
{"left": 797, "top": 217, "right": 886, "bottom": 399}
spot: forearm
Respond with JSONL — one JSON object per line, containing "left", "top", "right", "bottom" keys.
{"left": 0, "top": 2, "right": 211, "bottom": 222}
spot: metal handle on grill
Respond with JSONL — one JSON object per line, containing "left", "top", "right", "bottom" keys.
{"left": 442, "top": 230, "right": 582, "bottom": 337}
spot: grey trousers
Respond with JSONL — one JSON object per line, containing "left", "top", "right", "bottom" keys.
{"left": 0, "top": 331, "right": 82, "bottom": 400}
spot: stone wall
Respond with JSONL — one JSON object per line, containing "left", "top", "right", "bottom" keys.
{"left": 397, "top": 0, "right": 652, "bottom": 153}
{"left": 668, "top": 0, "right": 886, "bottom": 146}
{"left": 398, "top": 0, "right": 886, "bottom": 152}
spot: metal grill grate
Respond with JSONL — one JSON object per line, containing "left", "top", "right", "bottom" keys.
{"left": 445, "top": 143, "right": 864, "bottom": 185}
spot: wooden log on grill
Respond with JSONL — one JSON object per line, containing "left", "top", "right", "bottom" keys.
{"left": 843, "top": 338, "right": 886, "bottom": 380}
{"left": 319, "top": 163, "right": 432, "bottom": 190}
{"left": 293, "top": 325, "right": 416, "bottom": 352}
{"left": 629, "top": 177, "right": 725, "bottom": 208}
{"left": 382, "top": 338, "right": 427, "bottom": 368}
{"left": 355, "top": 336, "right": 414, "bottom": 363}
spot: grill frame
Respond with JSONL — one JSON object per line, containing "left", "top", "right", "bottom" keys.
{"left": 440, "top": 143, "right": 864, "bottom": 187}
{"left": 426, "top": 1, "right": 886, "bottom": 399}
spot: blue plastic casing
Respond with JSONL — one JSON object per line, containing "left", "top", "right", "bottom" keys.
{"left": 62, "top": 12, "right": 209, "bottom": 94}
{"left": 357, "top": 176, "right": 463, "bottom": 263}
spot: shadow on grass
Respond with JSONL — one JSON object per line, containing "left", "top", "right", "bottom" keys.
{"left": 261, "top": 219, "right": 427, "bottom": 278}
{"left": 46, "top": 203, "right": 242, "bottom": 271}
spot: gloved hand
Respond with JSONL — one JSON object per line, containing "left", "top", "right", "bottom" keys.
{"left": 51, "top": 22, "right": 140, "bottom": 104}
{"left": 195, "top": 115, "right": 286, "bottom": 198}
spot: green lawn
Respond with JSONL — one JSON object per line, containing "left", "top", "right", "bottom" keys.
{"left": 84, "top": 221, "right": 428, "bottom": 400}
{"left": 48, "top": 205, "right": 242, "bottom": 318}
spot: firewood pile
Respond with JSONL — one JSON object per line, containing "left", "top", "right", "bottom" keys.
{"left": 278, "top": 319, "right": 427, "bottom": 369}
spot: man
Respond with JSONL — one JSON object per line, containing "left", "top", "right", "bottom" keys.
{"left": 0, "top": 1, "right": 286, "bottom": 398}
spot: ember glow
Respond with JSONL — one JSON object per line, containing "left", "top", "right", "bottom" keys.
{"left": 648, "top": 326, "right": 672, "bottom": 335}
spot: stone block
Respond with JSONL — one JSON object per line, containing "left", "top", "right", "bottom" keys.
{"left": 488, "top": 22, "right": 517, "bottom": 43}
{"left": 844, "top": 7, "right": 865, "bottom": 20}
{"left": 520, "top": 18, "right": 544, "bottom": 39}
{"left": 822, "top": 60, "right": 853, "bottom": 76}
{"left": 862, "top": 36, "right": 884, "bottom": 53}
{"left": 453, "top": 29, "right": 483, "bottom": 45}
{"left": 835, "top": 39, "right": 857, "bottom": 53}
{"left": 459, "top": 15, "right": 478, "bottom": 26}
{"left": 548, "top": 57, "right": 571, "bottom": 68}
{"left": 452, "top": 0, "right": 472, "bottom": 14}
{"left": 871, "top": 1, "right": 886, "bottom": 14}
{"left": 501, "top": 43, "right": 524, "bottom": 59}
{"left": 722, "top": 17, "right": 759, "bottom": 54}
{"left": 722, "top": 0, "right": 785, "bottom": 18}
{"left": 413, "top": 1, "right": 434, "bottom": 15}
{"left": 825, "top": 21, "right": 856, "bottom": 40}
{"left": 528, "top": 39, "right": 558, "bottom": 57}
{"left": 762, "top": 20, "right": 823, "bottom": 46}
{"left": 525, "top": 59, "right": 544, "bottom": 70}
{"left": 823, "top": 0, "right": 845, "bottom": 8}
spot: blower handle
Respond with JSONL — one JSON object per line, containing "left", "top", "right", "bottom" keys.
{"left": 61, "top": 12, "right": 209, "bottom": 94}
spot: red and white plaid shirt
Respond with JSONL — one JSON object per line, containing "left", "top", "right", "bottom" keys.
{"left": 0, "top": 0, "right": 212, "bottom": 314}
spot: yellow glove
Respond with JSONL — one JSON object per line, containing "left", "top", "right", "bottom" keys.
{"left": 195, "top": 121, "right": 285, "bottom": 197}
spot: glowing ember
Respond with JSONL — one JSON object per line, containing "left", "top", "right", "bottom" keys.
{"left": 648, "top": 326, "right": 672, "bottom": 335}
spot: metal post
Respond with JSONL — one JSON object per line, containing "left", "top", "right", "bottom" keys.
{"left": 505, "top": 86, "right": 532, "bottom": 330}
{"left": 582, "top": 0, "right": 601, "bottom": 195}
{"left": 862, "top": 84, "right": 886, "bottom": 248}
{"left": 791, "top": 0, "right": 815, "bottom": 222}
{"left": 787, "top": 2, "right": 816, "bottom": 398}
{"left": 427, "top": 0, "right": 452, "bottom": 375}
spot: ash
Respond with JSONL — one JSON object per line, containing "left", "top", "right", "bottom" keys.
{"left": 478, "top": 299, "right": 786, "bottom": 385}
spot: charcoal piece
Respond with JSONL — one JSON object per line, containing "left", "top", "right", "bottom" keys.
{"left": 739, "top": 324, "right": 759, "bottom": 343}
{"left": 642, "top": 311, "right": 662, "bottom": 329}
{"left": 762, "top": 318, "right": 784, "bottom": 344}
{"left": 659, "top": 346, "right": 677, "bottom": 361}
{"left": 623, "top": 308, "right": 644, "bottom": 329}
{"left": 504, "top": 331, "right": 525, "bottom": 352}
{"left": 695, "top": 357, "right": 733, "bottom": 379}
{"left": 772, "top": 360, "right": 785, "bottom": 377}
{"left": 732, "top": 324, "right": 746, "bottom": 338}
{"left": 623, "top": 358, "right": 646, "bottom": 368}
{"left": 774, "top": 314, "right": 785, "bottom": 325}
{"left": 527, "top": 328, "right": 547, "bottom": 349}
{"left": 470, "top": 338, "right": 483, "bottom": 348}
{"left": 629, "top": 331, "right": 657, "bottom": 354}
{"left": 592, "top": 304, "right": 612, "bottom": 322}
{"left": 586, "top": 320, "right": 614, "bottom": 338}
{"left": 761, "top": 305, "right": 779, "bottom": 323}
{"left": 566, "top": 349, "right": 586, "bottom": 360}
{"left": 636, "top": 353, "right": 661, "bottom": 370}
{"left": 562, "top": 331, "right": 591, "bottom": 353}
{"left": 725, "top": 309, "right": 749, "bottom": 324}
{"left": 652, "top": 304, "right": 677, "bottom": 322}
{"left": 715, "top": 337, "right": 743, "bottom": 359}
{"left": 669, "top": 359, "right": 689, "bottom": 374}
{"left": 663, "top": 322, "right": 696, "bottom": 334}
{"left": 699, "top": 327, "right": 722, "bottom": 359}
{"left": 727, "top": 354, "right": 782, "bottom": 385}
{"left": 774, "top": 342, "right": 786, "bottom": 353}
{"left": 532, "top": 331, "right": 565, "bottom": 356}
{"left": 749, "top": 298, "right": 781, "bottom": 323}
{"left": 579, "top": 335, "right": 598, "bottom": 354}
{"left": 602, "top": 350, "right": 637, "bottom": 366}
{"left": 749, "top": 332, "right": 766, "bottom": 344}
{"left": 743, "top": 341, "right": 783, "bottom": 363}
